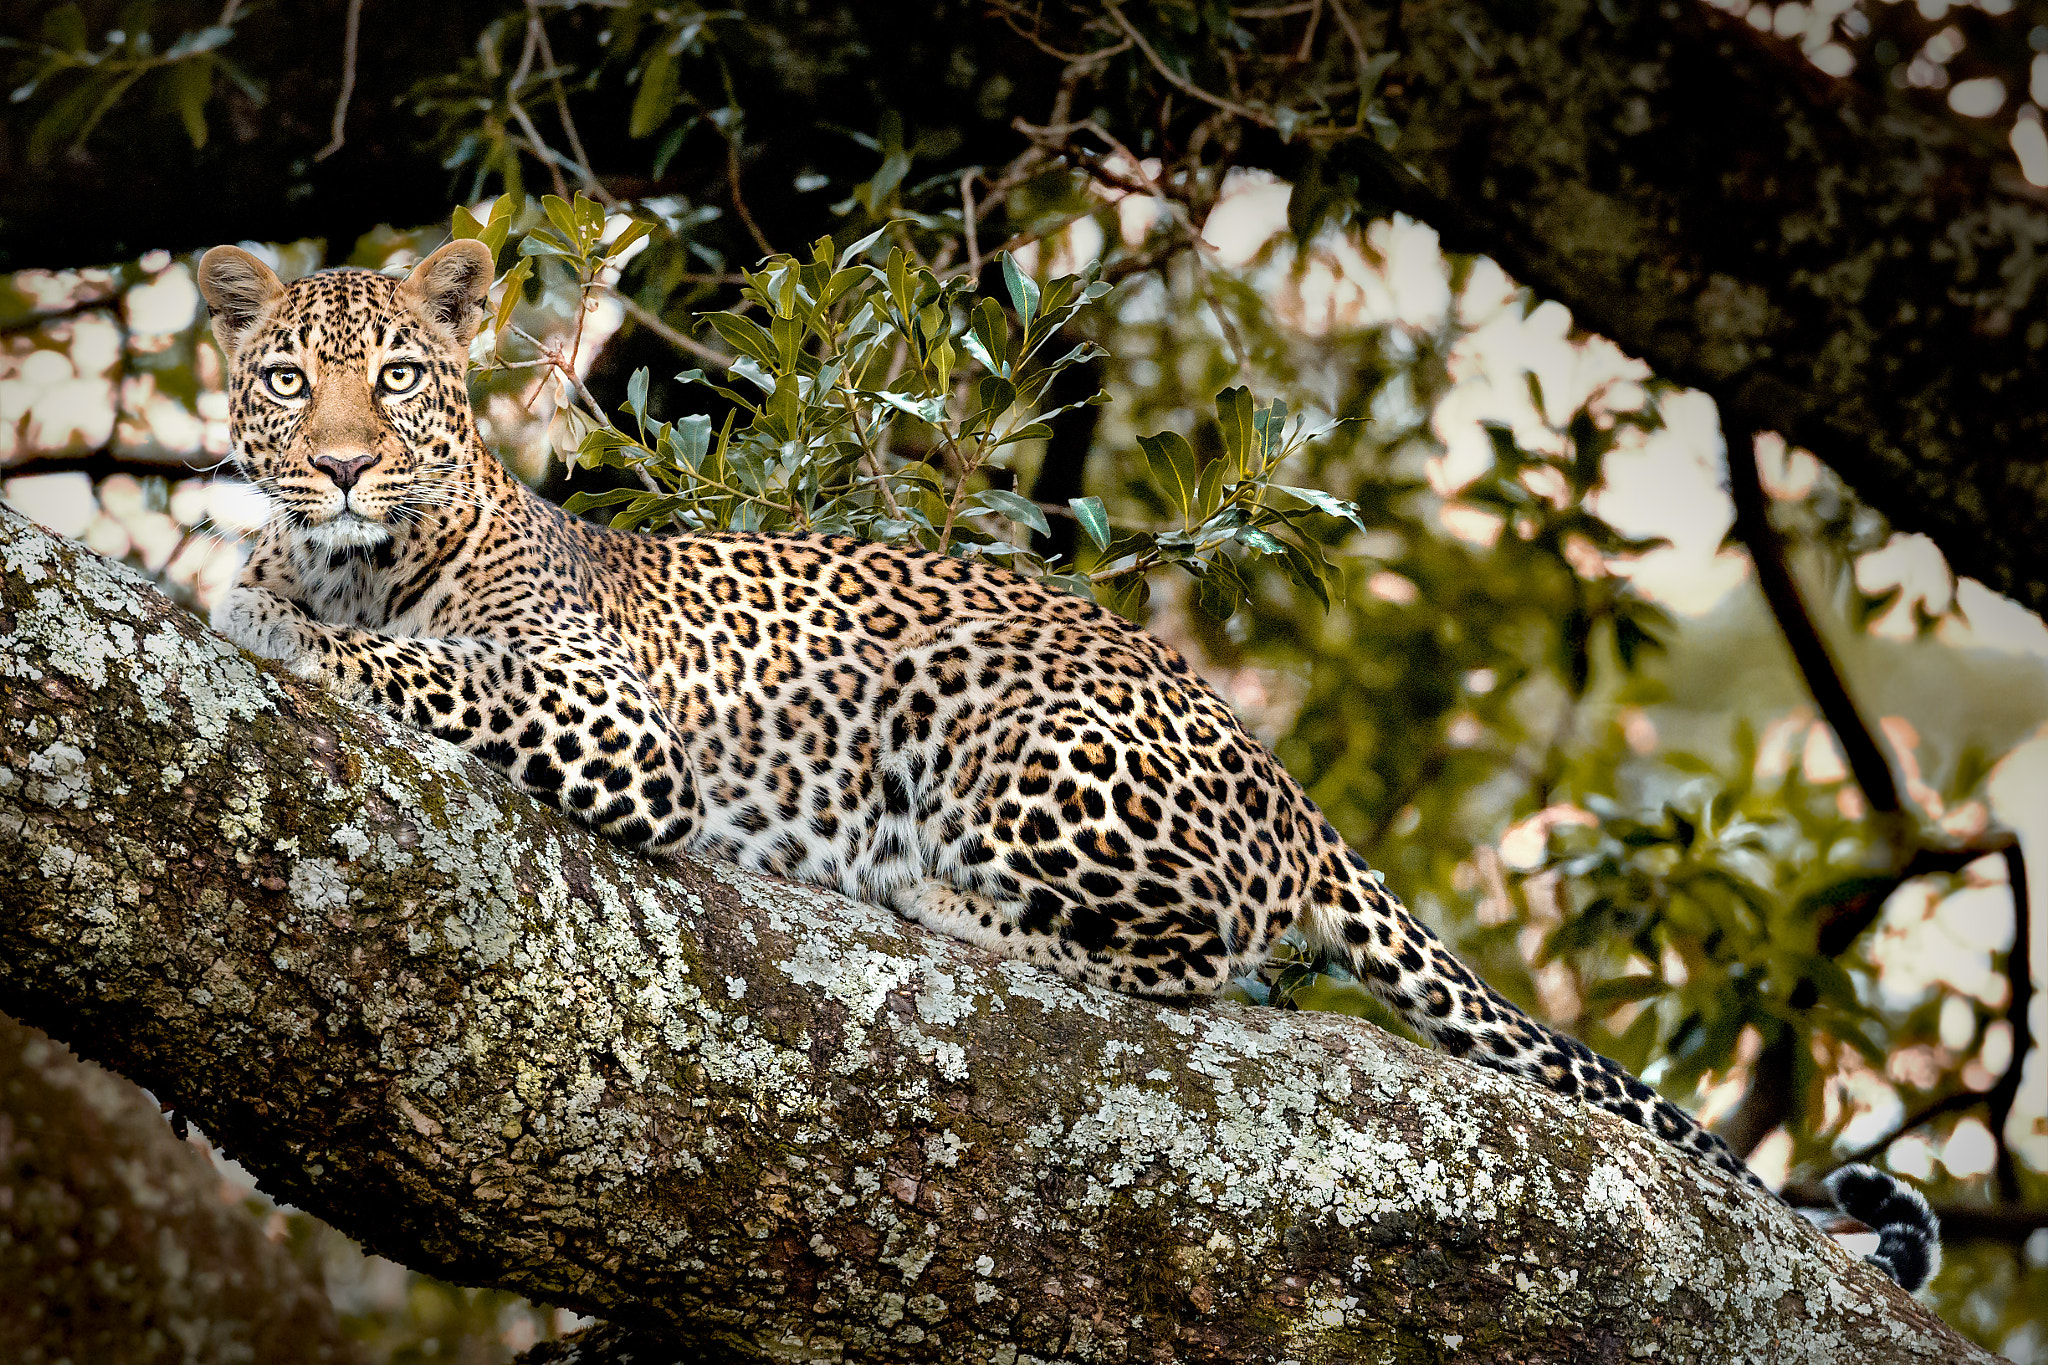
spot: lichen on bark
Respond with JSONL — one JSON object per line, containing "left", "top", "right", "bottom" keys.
{"left": 0, "top": 505, "right": 1992, "bottom": 1362}
{"left": 1364, "top": 1, "right": 2048, "bottom": 619}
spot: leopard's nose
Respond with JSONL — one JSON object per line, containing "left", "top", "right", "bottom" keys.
{"left": 312, "top": 450, "right": 379, "bottom": 492}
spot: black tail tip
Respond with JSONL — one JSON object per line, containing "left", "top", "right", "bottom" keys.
{"left": 1822, "top": 1163, "right": 1942, "bottom": 1293}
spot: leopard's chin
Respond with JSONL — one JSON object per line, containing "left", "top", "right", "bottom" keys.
{"left": 304, "top": 512, "right": 393, "bottom": 552}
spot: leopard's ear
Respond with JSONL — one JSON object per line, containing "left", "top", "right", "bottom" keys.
{"left": 196, "top": 246, "right": 286, "bottom": 360}
{"left": 398, "top": 239, "right": 496, "bottom": 350}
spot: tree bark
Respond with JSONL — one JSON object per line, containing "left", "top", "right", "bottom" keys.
{"left": 0, "top": 505, "right": 1995, "bottom": 1362}
{"left": 0, "top": 1010, "right": 363, "bottom": 1365}
{"left": 1351, "top": 0, "right": 2048, "bottom": 627}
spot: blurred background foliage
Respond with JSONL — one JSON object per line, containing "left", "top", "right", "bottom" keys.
{"left": 2, "top": 0, "right": 2045, "bottom": 1360}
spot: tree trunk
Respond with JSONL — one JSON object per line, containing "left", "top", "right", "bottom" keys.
{"left": 0, "top": 504, "right": 1993, "bottom": 1362}
{"left": 0, "top": 1010, "right": 363, "bottom": 1364}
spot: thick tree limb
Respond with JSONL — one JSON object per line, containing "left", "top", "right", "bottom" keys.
{"left": 1354, "top": 0, "right": 2048, "bottom": 618}
{"left": 0, "top": 1011, "right": 363, "bottom": 1364}
{"left": 0, "top": 504, "right": 1993, "bottom": 1361}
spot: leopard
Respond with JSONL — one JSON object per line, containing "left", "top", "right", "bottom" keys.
{"left": 195, "top": 238, "right": 1942, "bottom": 1293}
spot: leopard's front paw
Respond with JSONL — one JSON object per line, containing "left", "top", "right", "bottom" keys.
{"left": 212, "top": 587, "right": 317, "bottom": 670}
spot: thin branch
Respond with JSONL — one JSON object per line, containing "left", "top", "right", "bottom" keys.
{"left": 1989, "top": 842, "right": 2032, "bottom": 1204}
{"left": 604, "top": 288, "right": 733, "bottom": 371}
{"left": 0, "top": 450, "right": 210, "bottom": 482}
{"left": 527, "top": 2, "right": 610, "bottom": 201}
{"left": 311, "top": 0, "right": 363, "bottom": 162}
{"left": 0, "top": 293, "right": 121, "bottom": 336}
{"left": 1783, "top": 1187, "right": 2048, "bottom": 1246}
{"left": 1831, "top": 1087, "right": 1995, "bottom": 1171}
{"left": 1105, "top": 5, "right": 1276, "bottom": 128}
{"left": 1723, "top": 417, "right": 1904, "bottom": 824}
{"left": 987, "top": 4, "right": 1133, "bottom": 66}
{"left": 961, "top": 170, "right": 983, "bottom": 279}
{"left": 508, "top": 99, "right": 572, "bottom": 201}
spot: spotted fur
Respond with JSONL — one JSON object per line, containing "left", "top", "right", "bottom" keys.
{"left": 196, "top": 240, "right": 1940, "bottom": 1292}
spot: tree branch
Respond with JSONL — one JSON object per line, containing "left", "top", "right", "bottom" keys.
{"left": 1723, "top": 416, "right": 2035, "bottom": 1200}
{"left": 0, "top": 1011, "right": 363, "bottom": 1364}
{"left": 0, "top": 504, "right": 1994, "bottom": 1362}
{"left": 1723, "top": 418, "right": 1905, "bottom": 827}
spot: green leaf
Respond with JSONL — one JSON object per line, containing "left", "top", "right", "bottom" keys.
{"left": 1274, "top": 540, "right": 1333, "bottom": 609}
{"left": 1070, "top": 496, "right": 1111, "bottom": 551}
{"left": 166, "top": 56, "right": 211, "bottom": 149}
{"left": 542, "top": 195, "right": 583, "bottom": 253}
{"left": 973, "top": 374, "right": 1016, "bottom": 429}
{"left": 624, "top": 367, "right": 650, "bottom": 423}
{"left": 871, "top": 389, "right": 947, "bottom": 425}
{"left": 1194, "top": 556, "right": 1249, "bottom": 621}
{"left": 821, "top": 266, "right": 867, "bottom": 309}
{"left": 1273, "top": 484, "right": 1370, "bottom": 535}
{"left": 492, "top": 258, "right": 532, "bottom": 336}
{"left": 835, "top": 223, "right": 891, "bottom": 270}
{"left": 1215, "top": 385, "right": 1255, "bottom": 473}
{"left": 43, "top": 4, "right": 88, "bottom": 52}
{"left": 163, "top": 25, "right": 233, "bottom": 60}
{"left": 607, "top": 218, "right": 656, "bottom": 261}
{"left": 1194, "top": 456, "right": 1228, "bottom": 521}
{"left": 1138, "top": 431, "right": 1200, "bottom": 517}
{"left": 886, "top": 248, "right": 913, "bottom": 320}
{"left": 992, "top": 422, "right": 1054, "bottom": 448}
{"left": 1000, "top": 252, "right": 1040, "bottom": 331}
{"left": 975, "top": 488, "right": 1050, "bottom": 539}
{"left": 631, "top": 44, "right": 678, "bottom": 139}
{"left": 705, "top": 313, "right": 779, "bottom": 367}
{"left": 965, "top": 298, "right": 1011, "bottom": 377}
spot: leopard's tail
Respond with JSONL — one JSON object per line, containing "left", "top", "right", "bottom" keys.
{"left": 1297, "top": 837, "right": 1941, "bottom": 1292}
{"left": 1823, "top": 1164, "right": 1942, "bottom": 1291}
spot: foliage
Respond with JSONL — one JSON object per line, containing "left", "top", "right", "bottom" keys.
{"left": 471, "top": 195, "right": 1377, "bottom": 622}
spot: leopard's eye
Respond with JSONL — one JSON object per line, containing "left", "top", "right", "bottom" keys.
{"left": 262, "top": 366, "right": 306, "bottom": 399}
{"left": 378, "top": 362, "right": 421, "bottom": 395}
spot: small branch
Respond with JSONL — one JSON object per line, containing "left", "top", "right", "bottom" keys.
{"left": 1, "top": 449, "right": 211, "bottom": 482}
{"left": 527, "top": 2, "right": 609, "bottom": 201}
{"left": 311, "top": 0, "right": 363, "bottom": 162}
{"left": 1831, "top": 1088, "right": 1994, "bottom": 1172}
{"left": 604, "top": 288, "right": 732, "bottom": 371}
{"left": 1723, "top": 416, "right": 1903, "bottom": 824}
{"left": 1783, "top": 1186, "right": 2048, "bottom": 1247}
{"left": 1105, "top": 5, "right": 1275, "bottom": 128}
{"left": 0, "top": 293, "right": 121, "bottom": 336}
{"left": 1989, "top": 842, "right": 2031, "bottom": 1204}
{"left": 960, "top": 170, "right": 982, "bottom": 279}
{"left": 508, "top": 99, "right": 572, "bottom": 201}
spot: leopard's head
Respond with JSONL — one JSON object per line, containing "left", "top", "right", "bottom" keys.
{"left": 197, "top": 240, "right": 495, "bottom": 552}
